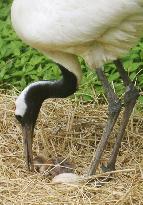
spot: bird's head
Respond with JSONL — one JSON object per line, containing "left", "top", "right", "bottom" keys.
{"left": 14, "top": 66, "right": 77, "bottom": 171}
{"left": 15, "top": 83, "right": 45, "bottom": 171}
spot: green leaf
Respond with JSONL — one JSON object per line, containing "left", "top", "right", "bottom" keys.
{"left": 108, "top": 72, "right": 120, "bottom": 81}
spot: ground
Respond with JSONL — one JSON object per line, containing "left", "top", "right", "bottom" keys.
{"left": 0, "top": 90, "right": 143, "bottom": 205}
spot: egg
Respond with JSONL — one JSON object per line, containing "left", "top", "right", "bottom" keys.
{"left": 52, "top": 173, "right": 82, "bottom": 184}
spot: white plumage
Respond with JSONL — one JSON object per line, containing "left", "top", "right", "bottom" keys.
{"left": 11, "top": 0, "right": 143, "bottom": 81}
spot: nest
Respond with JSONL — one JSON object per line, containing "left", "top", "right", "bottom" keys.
{"left": 0, "top": 89, "right": 143, "bottom": 205}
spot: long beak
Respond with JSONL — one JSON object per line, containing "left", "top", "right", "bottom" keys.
{"left": 22, "top": 124, "right": 34, "bottom": 171}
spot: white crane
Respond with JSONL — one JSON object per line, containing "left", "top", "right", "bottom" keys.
{"left": 11, "top": 0, "right": 143, "bottom": 176}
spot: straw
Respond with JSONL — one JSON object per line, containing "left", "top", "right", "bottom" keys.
{"left": 0, "top": 89, "right": 143, "bottom": 205}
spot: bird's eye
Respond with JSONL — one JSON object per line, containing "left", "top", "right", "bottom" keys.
{"left": 15, "top": 115, "right": 23, "bottom": 123}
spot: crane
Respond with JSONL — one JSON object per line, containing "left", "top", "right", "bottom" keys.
{"left": 11, "top": 0, "right": 143, "bottom": 176}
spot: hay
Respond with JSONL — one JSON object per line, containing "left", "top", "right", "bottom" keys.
{"left": 0, "top": 89, "right": 143, "bottom": 205}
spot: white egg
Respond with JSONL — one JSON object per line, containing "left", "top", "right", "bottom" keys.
{"left": 52, "top": 173, "right": 83, "bottom": 184}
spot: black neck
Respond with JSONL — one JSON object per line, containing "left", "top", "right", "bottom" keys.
{"left": 46, "top": 64, "right": 78, "bottom": 98}
{"left": 26, "top": 64, "right": 78, "bottom": 102}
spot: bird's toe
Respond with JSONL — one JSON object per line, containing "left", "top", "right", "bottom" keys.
{"left": 101, "top": 163, "right": 115, "bottom": 173}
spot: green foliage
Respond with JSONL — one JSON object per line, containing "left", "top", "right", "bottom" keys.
{"left": 0, "top": 1, "right": 143, "bottom": 107}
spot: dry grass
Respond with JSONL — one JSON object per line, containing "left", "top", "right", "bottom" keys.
{"left": 0, "top": 89, "right": 143, "bottom": 205}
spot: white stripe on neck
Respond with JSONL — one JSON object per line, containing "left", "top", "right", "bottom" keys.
{"left": 15, "top": 56, "right": 81, "bottom": 117}
{"left": 15, "top": 81, "right": 52, "bottom": 117}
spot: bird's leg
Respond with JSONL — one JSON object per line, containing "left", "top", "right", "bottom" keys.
{"left": 102, "top": 59, "right": 139, "bottom": 172}
{"left": 88, "top": 67, "right": 122, "bottom": 176}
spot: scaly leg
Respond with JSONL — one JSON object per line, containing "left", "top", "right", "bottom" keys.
{"left": 102, "top": 59, "right": 139, "bottom": 172}
{"left": 88, "top": 67, "right": 122, "bottom": 176}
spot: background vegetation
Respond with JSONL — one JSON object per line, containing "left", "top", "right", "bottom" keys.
{"left": 0, "top": 1, "right": 143, "bottom": 105}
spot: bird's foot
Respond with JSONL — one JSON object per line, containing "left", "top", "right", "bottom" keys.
{"left": 85, "top": 163, "right": 115, "bottom": 187}
{"left": 95, "top": 163, "right": 115, "bottom": 186}
{"left": 101, "top": 163, "right": 115, "bottom": 173}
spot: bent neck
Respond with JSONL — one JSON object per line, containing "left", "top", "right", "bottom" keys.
{"left": 26, "top": 64, "right": 78, "bottom": 102}
{"left": 45, "top": 64, "right": 78, "bottom": 98}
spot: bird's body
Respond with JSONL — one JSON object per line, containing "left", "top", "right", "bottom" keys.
{"left": 11, "top": 0, "right": 143, "bottom": 75}
{"left": 11, "top": 0, "right": 143, "bottom": 177}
